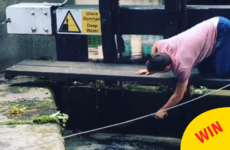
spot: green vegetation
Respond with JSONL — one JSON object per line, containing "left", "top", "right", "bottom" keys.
{"left": 0, "top": 111, "right": 69, "bottom": 129}
{"left": 0, "top": 77, "right": 69, "bottom": 132}
{"left": 33, "top": 115, "right": 59, "bottom": 124}
{"left": 81, "top": 80, "right": 175, "bottom": 93}
{"left": 0, "top": 120, "right": 33, "bottom": 125}
{"left": 6, "top": 105, "right": 27, "bottom": 117}
{"left": 0, "top": 100, "right": 56, "bottom": 114}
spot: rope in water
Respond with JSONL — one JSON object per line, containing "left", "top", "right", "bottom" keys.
{"left": 14, "top": 83, "right": 230, "bottom": 150}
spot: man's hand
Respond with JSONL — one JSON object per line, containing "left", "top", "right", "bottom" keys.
{"left": 136, "top": 69, "right": 153, "bottom": 75}
{"left": 155, "top": 109, "right": 168, "bottom": 119}
{"left": 155, "top": 79, "right": 189, "bottom": 119}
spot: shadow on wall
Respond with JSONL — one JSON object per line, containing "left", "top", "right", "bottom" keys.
{"left": 0, "top": 0, "right": 73, "bottom": 72}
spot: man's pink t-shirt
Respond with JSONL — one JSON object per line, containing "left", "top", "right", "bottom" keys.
{"left": 157, "top": 17, "right": 219, "bottom": 83}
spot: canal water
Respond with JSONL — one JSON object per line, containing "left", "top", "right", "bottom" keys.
{"left": 64, "top": 133, "right": 181, "bottom": 150}
{"left": 55, "top": 81, "right": 230, "bottom": 150}
{"left": 57, "top": 83, "right": 183, "bottom": 150}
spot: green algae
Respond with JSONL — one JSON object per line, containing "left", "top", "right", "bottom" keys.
{"left": 0, "top": 120, "right": 33, "bottom": 125}
{"left": 33, "top": 115, "right": 59, "bottom": 124}
{"left": 124, "top": 85, "right": 164, "bottom": 93}
{"left": 0, "top": 115, "right": 59, "bottom": 126}
{"left": 12, "top": 100, "right": 55, "bottom": 109}
{"left": 0, "top": 110, "right": 69, "bottom": 130}
{"left": 0, "top": 80, "right": 59, "bottom": 125}
{"left": 0, "top": 100, "right": 56, "bottom": 114}
{"left": 6, "top": 105, "right": 27, "bottom": 117}
{"left": 77, "top": 80, "right": 174, "bottom": 93}
{"left": 0, "top": 84, "right": 29, "bottom": 94}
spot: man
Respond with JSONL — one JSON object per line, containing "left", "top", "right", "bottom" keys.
{"left": 136, "top": 16, "right": 230, "bottom": 119}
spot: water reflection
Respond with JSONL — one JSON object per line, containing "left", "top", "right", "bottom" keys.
{"left": 65, "top": 133, "right": 181, "bottom": 150}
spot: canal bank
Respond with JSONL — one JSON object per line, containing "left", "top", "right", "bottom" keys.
{"left": 0, "top": 76, "right": 66, "bottom": 150}
{"left": 0, "top": 76, "right": 230, "bottom": 150}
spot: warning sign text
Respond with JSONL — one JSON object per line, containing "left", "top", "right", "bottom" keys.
{"left": 82, "top": 11, "right": 101, "bottom": 34}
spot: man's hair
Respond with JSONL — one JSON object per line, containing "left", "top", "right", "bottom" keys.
{"left": 146, "top": 53, "right": 172, "bottom": 72}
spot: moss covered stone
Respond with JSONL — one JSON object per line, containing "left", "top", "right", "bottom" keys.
{"left": 0, "top": 115, "right": 61, "bottom": 126}
{"left": 0, "top": 76, "right": 58, "bottom": 125}
{"left": 33, "top": 115, "right": 59, "bottom": 124}
{"left": 0, "top": 120, "right": 33, "bottom": 126}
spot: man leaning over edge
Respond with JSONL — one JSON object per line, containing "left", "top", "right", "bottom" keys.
{"left": 136, "top": 16, "right": 230, "bottom": 119}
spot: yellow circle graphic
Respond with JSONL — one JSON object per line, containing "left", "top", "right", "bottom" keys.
{"left": 181, "top": 107, "right": 230, "bottom": 150}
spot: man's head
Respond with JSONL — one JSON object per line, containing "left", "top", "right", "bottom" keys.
{"left": 146, "top": 52, "right": 172, "bottom": 73}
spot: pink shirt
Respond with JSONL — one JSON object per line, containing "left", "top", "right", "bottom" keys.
{"left": 157, "top": 17, "right": 219, "bottom": 83}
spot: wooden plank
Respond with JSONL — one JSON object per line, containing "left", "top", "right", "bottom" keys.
{"left": 18, "top": 60, "right": 145, "bottom": 71}
{"left": 5, "top": 64, "right": 177, "bottom": 83}
{"left": 5, "top": 60, "right": 230, "bottom": 86}
{"left": 188, "top": 5, "right": 230, "bottom": 9}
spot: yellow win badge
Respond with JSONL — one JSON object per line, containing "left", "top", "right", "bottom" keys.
{"left": 181, "top": 107, "right": 230, "bottom": 150}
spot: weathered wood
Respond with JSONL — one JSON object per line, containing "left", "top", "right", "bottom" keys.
{"left": 188, "top": 5, "right": 230, "bottom": 9}
{"left": 16, "top": 60, "right": 144, "bottom": 70}
{"left": 4, "top": 60, "right": 230, "bottom": 86}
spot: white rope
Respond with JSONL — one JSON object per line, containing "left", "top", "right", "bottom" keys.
{"left": 15, "top": 83, "right": 230, "bottom": 150}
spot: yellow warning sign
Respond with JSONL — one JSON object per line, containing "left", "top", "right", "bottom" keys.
{"left": 59, "top": 11, "right": 81, "bottom": 33}
{"left": 82, "top": 10, "right": 101, "bottom": 34}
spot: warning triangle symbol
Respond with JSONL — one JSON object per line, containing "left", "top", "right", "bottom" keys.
{"left": 59, "top": 11, "right": 81, "bottom": 33}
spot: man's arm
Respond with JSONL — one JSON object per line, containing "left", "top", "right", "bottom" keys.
{"left": 136, "top": 41, "right": 159, "bottom": 75}
{"left": 158, "top": 79, "right": 189, "bottom": 112}
{"left": 151, "top": 41, "right": 159, "bottom": 55}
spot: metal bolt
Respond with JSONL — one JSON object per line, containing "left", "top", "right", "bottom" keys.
{"left": 31, "top": 11, "right": 34, "bottom": 15}
{"left": 44, "top": 28, "right": 48, "bottom": 32}
{"left": 31, "top": 27, "right": 36, "bottom": 32}
{"left": 44, "top": 11, "right": 47, "bottom": 15}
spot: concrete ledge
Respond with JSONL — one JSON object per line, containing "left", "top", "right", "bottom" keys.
{"left": 0, "top": 124, "right": 65, "bottom": 150}
{"left": 0, "top": 76, "right": 65, "bottom": 150}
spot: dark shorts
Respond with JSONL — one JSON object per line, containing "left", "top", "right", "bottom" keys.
{"left": 198, "top": 17, "right": 230, "bottom": 78}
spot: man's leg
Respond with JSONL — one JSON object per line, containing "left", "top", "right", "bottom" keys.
{"left": 215, "top": 17, "right": 230, "bottom": 78}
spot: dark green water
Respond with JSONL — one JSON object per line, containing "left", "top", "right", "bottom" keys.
{"left": 65, "top": 133, "right": 181, "bottom": 150}
{"left": 57, "top": 82, "right": 230, "bottom": 150}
